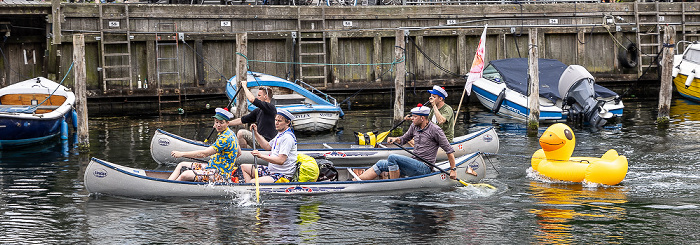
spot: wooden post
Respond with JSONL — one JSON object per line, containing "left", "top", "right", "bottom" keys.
{"left": 146, "top": 40, "right": 156, "bottom": 89}
{"left": 527, "top": 28, "right": 540, "bottom": 137}
{"left": 73, "top": 34, "right": 89, "bottom": 150}
{"left": 235, "top": 32, "right": 248, "bottom": 121}
{"left": 657, "top": 25, "right": 675, "bottom": 126}
{"left": 415, "top": 36, "right": 424, "bottom": 81}
{"left": 457, "top": 33, "right": 467, "bottom": 75}
{"left": 393, "top": 30, "right": 406, "bottom": 124}
{"left": 373, "top": 35, "right": 382, "bottom": 83}
{"left": 51, "top": 0, "right": 61, "bottom": 45}
{"left": 330, "top": 34, "right": 339, "bottom": 84}
{"left": 195, "top": 40, "right": 205, "bottom": 86}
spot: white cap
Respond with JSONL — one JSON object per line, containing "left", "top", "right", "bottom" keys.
{"left": 212, "top": 108, "right": 233, "bottom": 121}
{"left": 410, "top": 104, "right": 430, "bottom": 116}
{"left": 276, "top": 109, "right": 295, "bottom": 121}
{"left": 427, "top": 85, "right": 448, "bottom": 98}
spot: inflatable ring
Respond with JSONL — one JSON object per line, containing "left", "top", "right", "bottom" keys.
{"left": 618, "top": 42, "right": 638, "bottom": 68}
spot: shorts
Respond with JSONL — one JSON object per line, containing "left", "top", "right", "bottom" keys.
{"left": 183, "top": 162, "right": 227, "bottom": 183}
{"left": 254, "top": 165, "right": 289, "bottom": 182}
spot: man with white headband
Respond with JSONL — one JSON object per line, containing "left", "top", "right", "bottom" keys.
{"left": 427, "top": 85, "right": 455, "bottom": 142}
{"left": 169, "top": 108, "right": 241, "bottom": 182}
{"left": 356, "top": 104, "right": 476, "bottom": 180}
{"left": 240, "top": 109, "right": 298, "bottom": 183}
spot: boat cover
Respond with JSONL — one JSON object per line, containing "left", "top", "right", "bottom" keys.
{"left": 489, "top": 58, "right": 618, "bottom": 102}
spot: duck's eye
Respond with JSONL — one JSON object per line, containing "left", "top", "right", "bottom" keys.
{"left": 564, "top": 129, "right": 573, "bottom": 140}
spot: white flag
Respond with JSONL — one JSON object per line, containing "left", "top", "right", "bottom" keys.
{"left": 465, "top": 25, "right": 488, "bottom": 96}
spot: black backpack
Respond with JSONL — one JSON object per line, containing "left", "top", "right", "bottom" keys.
{"left": 315, "top": 158, "right": 338, "bottom": 181}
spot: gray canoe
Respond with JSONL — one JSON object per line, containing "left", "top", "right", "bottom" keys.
{"left": 84, "top": 151, "right": 486, "bottom": 197}
{"left": 150, "top": 126, "right": 499, "bottom": 166}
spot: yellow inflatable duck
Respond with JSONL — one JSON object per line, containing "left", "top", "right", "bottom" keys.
{"left": 531, "top": 123, "right": 628, "bottom": 185}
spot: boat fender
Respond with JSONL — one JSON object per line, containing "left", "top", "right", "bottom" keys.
{"left": 618, "top": 42, "right": 638, "bottom": 68}
{"left": 61, "top": 119, "right": 69, "bottom": 140}
{"left": 685, "top": 69, "right": 696, "bottom": 88}
{"left": 492, "top": 88, "right": 507, "bottom": 114}
{"left": 71, "top": 109, "right": 78, "bottom": 129}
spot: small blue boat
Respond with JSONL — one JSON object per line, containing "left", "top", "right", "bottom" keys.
{"left": 471, "top": 58, "right": 624, "bottom": 127}
{"left": 0, "top": 77, "right": 77, "bottom": 149}
{"left": 227, "top": 72, "right": 344, "bottom": 132}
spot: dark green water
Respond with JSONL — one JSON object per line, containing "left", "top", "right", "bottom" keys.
{"left": 2, "top": 98, "right": 700, "bottom": 244}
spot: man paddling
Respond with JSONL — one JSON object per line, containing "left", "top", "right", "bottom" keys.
{"left": 168, "top": 108, "right": 241, "bottom": 182}
{"left": 228, "top": 79, "right": 277, "bottom": 148}
{"left": 240, "top": 109, "right": 298, "bottom": 183}
{"left": 356, "top": 104, "right": 475, "bottom": 180}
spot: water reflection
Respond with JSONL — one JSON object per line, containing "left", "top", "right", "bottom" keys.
{"left": 0, "top": 135, "right": 72, "bottom": 163}
{"left": 670, "top": 98, "right": 700, "bottom": 126}
{"left": 528, "top": 182, "right": 628, "bottom": 244}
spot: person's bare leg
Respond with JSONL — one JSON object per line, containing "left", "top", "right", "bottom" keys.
{"left": 356, "top": 168, "right": 379, "bottom": 180}
{"left": 241, "top": 164, "right": 253, "bottom": 182}
{"left": 176, "top": 170, "right": 196, "bottom": 182}
{"left": 168, "top": 162, "right": 192, "bottom": 180}
{"left": 237, "top": 131, "right": 249, "bottom": 148}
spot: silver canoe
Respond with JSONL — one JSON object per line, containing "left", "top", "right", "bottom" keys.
{"left": 150, "top": 126, "right": 499, "bottom": 166}
{"left": 84, "top": 152, "right": 486, "bottom": 197}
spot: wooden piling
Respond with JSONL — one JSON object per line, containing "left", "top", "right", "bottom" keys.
{"left": 657, "top": 25, "right": 675, "bottom": 126}
{"left": 527, "top": 28, "right": 540, "bottom": 137}
{"left": 73, "top": 34, "right": 89, "bottom": 150}
{"left": 235, "top": 32, "right": 248, "bottom": 121}
{"left": 51, "top": 0, "right": 61, "bottom": 45}
{"left": 393, "top": 30, "right": 406, "bottom": 124}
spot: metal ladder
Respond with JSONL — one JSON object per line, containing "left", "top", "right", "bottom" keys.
{"left": 634, "top": 1, "right": 662, "bottom": 77}
{"left": 297, "top": 7, "right": 328, "bottom": 89}
{"left": 155, "top": 23, "right": 182, "bottom": 116}
{"left": 98, "top": 4, "right": 133, "bottom": 93}
{"left": 679, "top": 2, "right": 700, "bottom": 52}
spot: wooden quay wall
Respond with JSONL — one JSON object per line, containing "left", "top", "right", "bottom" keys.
{"left": 1, "top": 2, "right": 700, "bottom": 104}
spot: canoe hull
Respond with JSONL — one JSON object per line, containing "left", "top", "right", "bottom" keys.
{"left": 85, "top": 152, "right": 486, "bottom": 197}
{"left": 150, "top": 126, "right": 499, "bottom": 166}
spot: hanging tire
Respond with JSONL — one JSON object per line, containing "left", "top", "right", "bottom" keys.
{"left": 618, "top": 42, "right": 638, "bottom": 68}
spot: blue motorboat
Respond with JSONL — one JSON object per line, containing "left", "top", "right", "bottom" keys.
{"left": 227, "top": 72, "right": 343, "bottom": 132}
{"left": 0, "top": 77, "right": 77, "bottom": 149}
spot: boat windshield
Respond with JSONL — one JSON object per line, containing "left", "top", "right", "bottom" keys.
{"left": 685, "top": 49, "right": 700, "bottom": 64}
{"left": 482, "top": 64, "right": 502, "bottom": 83}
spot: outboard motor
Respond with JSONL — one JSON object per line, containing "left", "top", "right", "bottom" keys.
{"left": 558, "top": 65, "right": 612, "bottom": 128}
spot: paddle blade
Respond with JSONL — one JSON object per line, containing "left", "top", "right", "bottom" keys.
{"left": 458, "top": 179, "right": 496, "bottom": 189}
{"left": 254, "top": 171, "right": 260, "bottom": 203}
{"left": 375, "top": 131, "right": 390, "bottom": 144}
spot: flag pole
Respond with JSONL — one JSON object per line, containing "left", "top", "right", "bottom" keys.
{"left": 452, "top": 78, "right": 468, "bottom": 129}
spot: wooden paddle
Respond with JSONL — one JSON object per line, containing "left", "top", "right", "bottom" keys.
{"left": 392, "top": 142, "right": 495, "bottom": 189}
{"left": 204, "top": 84, "right": 242, "bottom": 143}
{"left": 252, "top": 127, "right": 261, "bottom": 203}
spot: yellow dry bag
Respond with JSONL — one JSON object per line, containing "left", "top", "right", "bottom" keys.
{"left": 293, "top": 153, "right": 320, "bottom": 182}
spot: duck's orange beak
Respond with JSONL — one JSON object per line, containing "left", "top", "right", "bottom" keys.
{"left": 539, "top": 133, "right": 565, "bottom": 152}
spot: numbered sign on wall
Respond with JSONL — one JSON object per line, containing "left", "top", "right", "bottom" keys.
{"left": 108, "top": 21, "right": 120, "bottom": 28}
